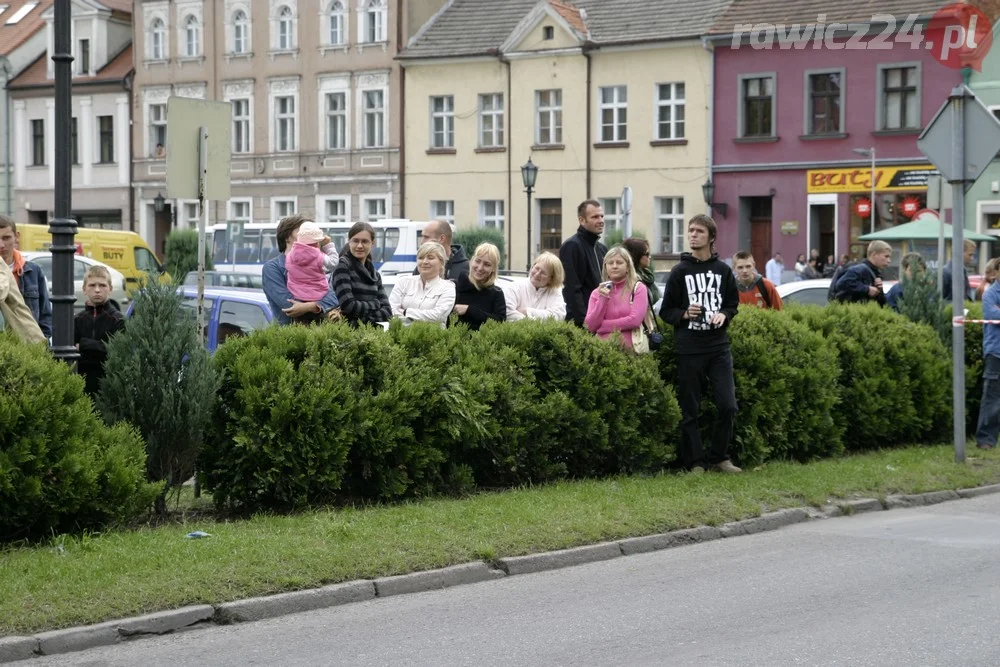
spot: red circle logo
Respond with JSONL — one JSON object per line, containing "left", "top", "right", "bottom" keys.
{"left": 926, "top": 4, "right": 993, "bottom": 71}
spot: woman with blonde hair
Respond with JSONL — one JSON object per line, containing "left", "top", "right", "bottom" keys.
{"left": 584, "top": 246, "right": 647, "bottom": 351}
{"left": 453, "top": 242, "right": 506, "bottom": 330}
{"left": 389, "top": 241, "right": 456, "bottom": 327}
{"left": 504, "top": 251, "right": 567, "bottom": 321}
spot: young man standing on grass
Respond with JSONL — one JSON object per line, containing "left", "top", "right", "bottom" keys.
{"left": 659, "top": 215, "right": 742, "bottom": 474}
{"left": 976, "top": 275, "right": 1000, "bottom": 450}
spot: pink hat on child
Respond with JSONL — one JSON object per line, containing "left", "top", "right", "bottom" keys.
{"left": 296, "top": 222, "right": 324, "bottom": 244}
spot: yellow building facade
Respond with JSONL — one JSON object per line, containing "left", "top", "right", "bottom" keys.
{"left": 400, "top": 0, "right": 715, "bottom": 270}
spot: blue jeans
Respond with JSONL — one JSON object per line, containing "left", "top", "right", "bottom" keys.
{"left": 976, "top": 354, "right": 1000, "bottom": 446}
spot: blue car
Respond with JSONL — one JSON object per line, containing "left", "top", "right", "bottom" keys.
{"left": 126, "top": 287, "right": 273, "bottom": 353}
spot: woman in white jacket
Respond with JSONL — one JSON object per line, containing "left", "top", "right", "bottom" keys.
{"left": 504, "top": 251, "right": 567, "bottom": 321}
{"left": 389, "top": 242, "right": 456, "bottom": 327}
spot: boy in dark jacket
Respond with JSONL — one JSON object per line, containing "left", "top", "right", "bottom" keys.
{"left": 660, "top": 215, "right": 742, "bottom": 474}
{"left": 833, "top": 240, "right": 891, "bottom": 306}
{"left": 74, "top": 265, "right": 125, "bottom": 396}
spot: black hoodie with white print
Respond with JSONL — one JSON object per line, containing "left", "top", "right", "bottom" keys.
{"left": 659, "top": 252, "right": 740, "bottom": 355}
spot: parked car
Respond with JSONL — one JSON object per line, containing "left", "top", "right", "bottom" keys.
{"left": 182, "top": 270, "right": 264, "bottom": 289}
{"left": 125, "top": 287, "right": 272, "bottom": 353}
{"left": 777, "top": 277, "right": 898, "bottom": 307}
{"left": 22, "top": 251, "right": 131, "bottom": 313}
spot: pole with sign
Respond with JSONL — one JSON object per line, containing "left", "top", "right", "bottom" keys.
{"left": 621, "top": 186, "right": 633, "bottom": 239}
{"left": 918, "top": 85, "right": 1000, "bottom": 463}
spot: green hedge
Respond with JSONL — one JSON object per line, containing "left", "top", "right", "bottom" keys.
{"left": 0, "top": 335, "right": 159, "bottom": 542}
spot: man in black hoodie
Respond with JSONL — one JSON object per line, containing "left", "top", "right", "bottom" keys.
{"left": 417, "top": 219, "right": 470, "bottom": 279}
{"left": 559, "top": 199, "right": 608, "bottom": 326}
{"left": 659, "top": 214, "right": 742, "bottom": 474}
{"left": 74, "top": 265, "right": 125, "bottom": 396}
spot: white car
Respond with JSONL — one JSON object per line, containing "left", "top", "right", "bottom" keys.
{"left": 22, "top": 251, "right": 131, "bottom": 313}
{"left": 777, "top": 277, "right": 897, "bottom": 306}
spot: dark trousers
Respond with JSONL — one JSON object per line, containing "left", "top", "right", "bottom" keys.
{"left": 976, "top": 354, "right": 1000, "bottom": 446}
{"left": 676, "top": 349, "right": 738, "bottom": 468}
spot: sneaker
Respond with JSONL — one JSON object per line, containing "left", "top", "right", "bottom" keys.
{"left": 977, "top": 443, "right": 995, "bottom": 450}
{"left": 713, "top": 460, "right": 743, "bottom": 474}
{"left": 689, "top": 466, "right": 706, "bottom": 474}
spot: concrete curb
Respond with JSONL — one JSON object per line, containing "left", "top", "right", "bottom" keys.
{"left": 374, "top": 562, "right": 503, "bottom": 597}
{"left": 7, "top": 482, "right": 1000, "bottom": 663}
{"left": 214, "top": 581, "right": 375, "bottom": 624}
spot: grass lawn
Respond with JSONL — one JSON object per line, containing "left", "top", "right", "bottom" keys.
{"left": 2, "top": 444, "right": 998, "bottom": 636}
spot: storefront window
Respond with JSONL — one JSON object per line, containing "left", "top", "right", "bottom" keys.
{"left": 848, "top": 191, "right": 926, "bottom": 257}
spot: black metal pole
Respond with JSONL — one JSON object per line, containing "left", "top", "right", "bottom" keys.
{"left": 49, "top": 0, "right": 77, "bottom": 364}
{"left": 526, "top": 186, "right": 532, "bottom": 271}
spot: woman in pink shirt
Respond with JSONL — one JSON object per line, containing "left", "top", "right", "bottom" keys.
{"left": 584, "top": 246, "right": 648, "bottom": 351}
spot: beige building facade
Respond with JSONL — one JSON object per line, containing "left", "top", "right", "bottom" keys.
{"left": 131, "top": 0, "right": 444, "bottom": 256}
{"left": 400, "top": 0, "right": 725, "bottom": 271}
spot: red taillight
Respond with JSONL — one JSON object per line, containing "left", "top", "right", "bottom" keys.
{"left": 74, "top": 243, "right": 83, "bottom": 255}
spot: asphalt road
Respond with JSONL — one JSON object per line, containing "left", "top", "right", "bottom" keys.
{"left": 30, "top": 494, "right": 1000, "bottom": 666}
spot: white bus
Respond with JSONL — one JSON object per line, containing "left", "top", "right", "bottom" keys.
{"left": 208, "top": 219, "right": 432, "bottom": 275}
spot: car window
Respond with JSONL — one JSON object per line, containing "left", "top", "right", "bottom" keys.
{"left": 32, "top": 256, "right": 53, "bottom": 278}
{"left": 217, "top": 300, "right": 269, "bottom": 345}
{"left": 784, "top": 288, "right": 829, "bottom": 307}
{"left": 381, "top": 228, "right": 400, "bottom": 264}
{"left": 135, "top": 247, "right": 163, "bottom": 274}
{"left": 212, "top": 233, "right": 229, "bottom": 264}
{"left": 74, "top": 259, "right": 87, "bottom": 281}
{"left": 260, "top": 231, "right": 280, "bottom": 263}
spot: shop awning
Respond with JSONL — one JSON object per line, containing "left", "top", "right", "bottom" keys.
{"left": 859, "top": 215, "right": 995, "bottom": 242}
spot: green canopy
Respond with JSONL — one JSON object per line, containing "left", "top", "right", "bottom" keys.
{"left": 859, "top": 214, "right": 995, "bottom": 242}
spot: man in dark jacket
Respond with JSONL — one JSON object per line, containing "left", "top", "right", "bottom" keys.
{"left": 74, "top": 265, "right": 125, "bottom": 396}
{"left": 418, "top": 219, "right": 469, "bottom": 279}
{"left": 660, "top": 214, "right": 741, "bottom": 475}
{"left": 832, "top": 240, "right": 891, "bottom": 306}
{"left": 0, "top": 215, "right": 52, "bottom": 337}
{"left": 559, "top": 199, "right": 608, "bottom": 326}
{"left": 942, "top": 239, "right": 975, "bottom": 301}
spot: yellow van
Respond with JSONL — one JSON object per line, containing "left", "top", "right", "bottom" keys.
{"left": 16, "top": 224, "right": 169, "bottom": 289}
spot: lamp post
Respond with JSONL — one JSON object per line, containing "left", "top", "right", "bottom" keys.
{"left": 50, "top": 0, "right": 77, "bottom": 364}
{"left": 852, "top": 147, "right": 876, "bottom": 234}
{"left": 701, "top": 180, "right": 728, "bottom": 219}
{"left": 521, "top": 157, "right": 538, "bottom": 271}
{"left": 1, "top": 55, "right": 12, "bottom": 216}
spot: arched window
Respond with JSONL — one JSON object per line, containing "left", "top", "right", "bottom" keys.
{"left": 329, "top": 1, "right": 345, "bottom": 45}
{"left": 277, "top": 6, "right": 294, "bottom": 50}
{"left": 232, "top": 10, "right": 249, "bottom": 53}
{"left": 364, "top": 0, "right": 385, "bottom": 43}
{"left": 184, "top": 15, "right": 200, "bottom": 57}
{"left": 150, "top": 17, "right": 166, "bottom": 59}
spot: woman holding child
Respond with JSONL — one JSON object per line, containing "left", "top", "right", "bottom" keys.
{"left": 584, "top": 246, "right": 648, "bottom": 351}
{"left": 332, "top": 222, "right": 392, "bottom": 327}
{"left": 389, "top": 242, "right": 456, "bottom": 327}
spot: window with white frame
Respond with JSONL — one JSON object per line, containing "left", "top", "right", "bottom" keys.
{"left": 272, "top": 197, "right": 297, "bottom": 220}
{"left": 362, "top": 89, "right": 385, "bottom": 148}
{"left": 656, "top": 82, "right": 685, "bottom": 140}
{"left": 599, "top": 198, "right": 620, "bottom": 237}
{"left": 429, "top": 200, "right": 454, "bottom": 225}
{"left": 184, "top": 202, "right": 200, "bottom": 228}
{"left": 479, "top": 93, "right": 504, "bottom": 148}
{"left": 276, "top": 5, "right": 295, "bottom": 50}
{"left": 362, "top": 196, "right": 388, "bottom": 221}
{"left": 328, "top": 0, "right": 345, "bottom": 45}
{"left": 479, "top": 200, "right": 504, "bottom": 231}
{"left": 232, "top": 98, "right": 251, "bottom": 153}
{"left": 598, "top": 85, "right": 627, "bottom": 143}
{"left": 429, "top": 96, "right": 454, "bottom": 149}
{"left": 229, "top": 199, "right": 252, "bottom": 225}
{"left": 361, "top": 0, "right": 386, "bottom": 43}
{"left": 149, "top": 17, "right": 167, "bottom": 60}
{"left": 535, "top": 89, "right": 562, "bottom": 146}
{"left": 149, "top": 103, "right": 167, "bottom": 156}
{"left": 184, "top": 14, "right": 200, "bottom": 57}
{"left": 274, "top": 95, "right": 296, "bottom": 151}
{"left": 325, "top": 92, "right": 347, "bottom": 150}
{"left": 232, "top": 9, "right": 249, "bottom": 54}
{"left": 320, "top": 197, "right": 349, "bottom": 223}
{"left": 655, "top": 197, "right": 684, "bottom": 255}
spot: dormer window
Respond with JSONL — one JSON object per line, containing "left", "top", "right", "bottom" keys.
{"left": 543, "top": 26, "right": 554, "bottom": 40}
{"left": 78, "top": 38, "right": 90, "bottom": 74}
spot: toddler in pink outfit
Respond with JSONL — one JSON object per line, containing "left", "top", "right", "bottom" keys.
{"left": 285, "top": 222, "right": 339, "bottom": 321}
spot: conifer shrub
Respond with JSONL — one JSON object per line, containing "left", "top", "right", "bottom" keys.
{"left": 453, "top": 228, "right": 506, "bottom": 267}
{"left": 0, "top": 334, "right": 158, "bottom": 542}
{"left": 164, "top": 229, "right": 213, "bottom": 279}
{"left": 958, "top": 302, "right": 984, "bottom": 435}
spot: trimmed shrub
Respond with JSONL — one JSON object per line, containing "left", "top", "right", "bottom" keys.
{"left": 957, "top": 302, "right": 984, "bottom": 436}
{"left": 453, "top": 228, "right": 506, "bottom": 268}
{"left": 99, "top": 279, "right": 218, "bottom": 510}
{"left": 164, "top": 229, "right": 213, "bottom": 278}
{"left": 0, "top": 334, "right": 159, "bottom": 542}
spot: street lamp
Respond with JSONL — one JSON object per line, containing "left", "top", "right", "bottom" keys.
{"left": 153, "top": 192, "right": 165, "bottom": 214}
{"left": 49, "top": 0, "right": 77, "bottom": 365}
{"left": 0, "top": 55, "right": 12, "bottom": 217}
{"left": 521, "top": 157, "right": 538, "bottom": 270}
{"left": 852, "top": 146, "right": 876, "bottom": 234}
{"left": 701, "top": 180, "right": 727, "bottom": 219}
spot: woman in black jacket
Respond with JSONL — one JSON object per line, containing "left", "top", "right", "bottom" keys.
{"left": 453, "top": 242, "right": 506, "bottom": 331}
{"left": 332, "top": 222, "right": 392, "bottom": 327}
